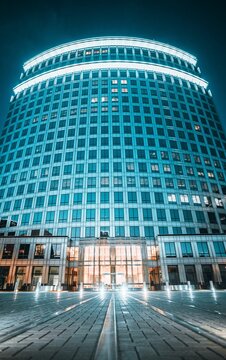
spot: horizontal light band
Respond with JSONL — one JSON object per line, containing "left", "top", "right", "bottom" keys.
{"left": 14, "top": 61, "right": 207, "bottom": 95}
{"left": 24, "top": 37, "right": 197, "bottom": 71}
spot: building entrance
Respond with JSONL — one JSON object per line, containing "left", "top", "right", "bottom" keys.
{"left": 102, "top": 270, "right": 125, "bottom": 289}
{"left": 79, "top": 240, "right": 146, "bottom": 289}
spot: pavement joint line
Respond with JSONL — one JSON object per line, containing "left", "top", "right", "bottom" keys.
{"left": 94, "top": 293, "right": 118, "bottom": 360}
{"left": 127, "top": 294, "right": 226, "bottom": 349}
{"left": 0, "top": 294, "right": 100, "bottom": 346}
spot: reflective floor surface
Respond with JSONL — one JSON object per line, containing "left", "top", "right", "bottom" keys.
{"left": 0, "top": 289, "right": 226, "bottom": 359}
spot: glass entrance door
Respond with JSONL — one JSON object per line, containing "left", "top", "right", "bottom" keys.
{"left": 82, "top": 243, "right": 144, "bottom": 288}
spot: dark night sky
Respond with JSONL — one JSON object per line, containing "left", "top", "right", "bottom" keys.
{"left": 0, "top": 0, "right": 226, "bottom": 132}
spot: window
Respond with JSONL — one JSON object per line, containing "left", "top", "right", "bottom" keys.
{"left": 100, "top": 192, "right": 109, "bottom": 204}
{"left": 141, "top": 192, "right": 151, "bottom": 203}
{"left": 47, "top": 195, "right": 56, "bottom": 207}
{"left": 85, "top": 226, "right": 95, "bottom": 237}
{"left": 192, "top": 195, "right": 201, "bottom": 205}
{"left": 38, "top": 181, "right": 47, "bottom": 192}
{"left": 46, "top": 211, "right": 55, "bottom": 223}
{"left": 170, "top": 209, "right": 180, "bottom": 221}
{"left": 72, "top": 209, "right": 82, "bottom": 222}
{"left": 154, "top": 192, "right": 164, "bottom": 204}
{"left": 88, "top": 163, "right": 96, "bottom": 173}
{"left": 114, "top": 192, "right": 123, "bottom": 203}
{"left": 159, "top": 226, "right": 168, "bottom": 235}
{"left": 62, "top": 179, "right": 71, "bottom": 190}
{"left": 177, "top": 179, "right": 186, "bottom": 189}
{"left": 196, "top": 211, "right": 205, "bottom": 223}
{"left": 164, "top": 243, "right": 176, "bottom": 257}
{"left": 144, "top": 226, "right": 154, "bottom": 238}
{"left": 215, "top": 198, "right": 223, "bottom": 208}
{"left": 52, "top": 166, "right": 60, "bottom": 176}
{"left": 140, "top": 177, "right": 149, "bottom": 187}
{"left": 59, "top": 210, "right": 68, "bottom": 223}
{"left": 73, "top": 193, "right": 82, "bottom": 205}
{"left": 101, "top": 162, "right": 109, "bottom": 172}
{"left": 50, "top": 180, "right": 58, "bottom": 191}
{"left": 213, "top": 242, "right": 226, "bottom": 256}
{"left": 100, "top": 177, "right": 109, "bottom": 187}
{"left": 165, "top": 178, "right": 174, "bottom": 188}
{"left": 207, "top": 212, "right": 217, "bottom": 224}
{"left": 36, "top": 196, "right": 45, "bottom": 208}
{"left": 137, "top": 205, "right": 150, "bottom": 225}
{"left": 21, "top": 213, "right": 30, "bottom": 225}
{"left": 151, "top": 164, "right": 159, "bottom": 172}
{"left": 100, "top": 208, "right": 110, "bottom": 221}
{"left": 34, "top": 244, "right": 45, "bottom": 259}
{"left": 76, "top": 164, "right": 84, "bottom": 174}
{"left": 60, "top": 194, "right": 69, "bottom": 205}
{"left": 168, "top": 194, "right": 176, "bottom": 203}
{"left": 3, "top": 201, "right": 11, "bottom": 212}
{"left": 2, "top": 244, "right": 14, "bottom": 259}
{"left": 180, "top": 195, "right": 189, "bottom": 203}
{"left": 197, "top": 242, "right": 209, "bottom": 257}
{"left": 86, "top": 209, "right": 96, "bottom": 221}
{"left": 27, "top": 183, "right": 35, "bottom": 194}
{"left": 115, "top": 226, "right": 125, "bottom": 237}
{"left": 153, "top": 177, "right": 162, "bottom": 188}
{"left": 181, "top": 242, "right": 193, "bottom": 257}
{"left": 114, "top": 208, "right": 124, "bottom": 221}
{"left": 88, "top": 177, "right": 96, "bottom": 188}
{"left": 163, "top": 165, "right": 171, "bottom": 173}
{"left": 114, "top": 176, "right": 122, "bottom": 186}
{"left": 71, "top": 227, "right": 81, "bottom": 238}
{"left": 114, "top": 162, "right": 122, "bottom": 172}
{"left": 130, "top": 226, "right": 140, "bottom": 237}
{"left": 87, "top": 192, "right": 96, "bottom": 204}
{"left": 50, "top": 244, "right": 61, "bottom": 259}
{"left": 183, "top": 210, "right": 193, "bottom": 222}
{"left": 126, "top": 162, "right": 135, "bottom": 172}
{"left": 129, "top": 208, "right": 138, "bottom": 221}
{"left": 18, "top": 244, "right": 30, "bottom": 259}
{"left": 33, "top": 212, "right": 42, "bottom": 224}
{"left": 157, "top": 209, "right": 166, "bottom": 221}
{"left": 173, "top": 227, "right": 182, "bottom": 234}
{"left": 128, "top": 192, "right": 137, "bottom": 203}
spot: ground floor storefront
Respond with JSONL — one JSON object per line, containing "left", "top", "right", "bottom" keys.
{"left": 0, "top": 234, "right": 226, "bottom": 290}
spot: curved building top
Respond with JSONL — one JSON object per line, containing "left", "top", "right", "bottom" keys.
{"left": 15, "top": 37, "right": 208, "bottom": 94}
{"left": 24, "top": 37, "right": 197, "bottom": 70}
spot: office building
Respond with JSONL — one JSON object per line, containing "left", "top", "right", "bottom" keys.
{"left": 0, "top": 37, "right": 225, "bottom": 290}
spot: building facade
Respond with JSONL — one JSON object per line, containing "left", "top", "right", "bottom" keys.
{"left": 0, "top": 37, "right": 226, "bottom": 290}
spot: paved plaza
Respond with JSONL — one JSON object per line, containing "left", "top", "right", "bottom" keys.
{"left": 0, "top": 290, "right": 226, "bottom": 359}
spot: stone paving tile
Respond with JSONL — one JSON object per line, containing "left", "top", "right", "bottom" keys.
{"left": 135, "top": 291, "right": 226, "bottom": 341}
{"left": 116, "top": 295, "right": 226, "bottom": 360}
{"left": 0, "top": 294, "right": 110, "bottom": 359}
{"left": 0, "top": 292, "right": 226, "bottom": 359}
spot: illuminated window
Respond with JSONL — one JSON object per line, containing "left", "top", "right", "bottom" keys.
{"left": 34, "top": 244, "right": 45, "bottom": 259}
{"left": 180, "top": 194, "right": 189, "bottom": 203}
{"left": 50, "top": 244, "right": 61, "bottom": 259}
{"left": 168, "top": 194, "right": 176, "bottom": 203}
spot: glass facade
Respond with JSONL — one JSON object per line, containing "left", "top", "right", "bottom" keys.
{"left": 0, "top": 37, "right": 226, "bottom": 290}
